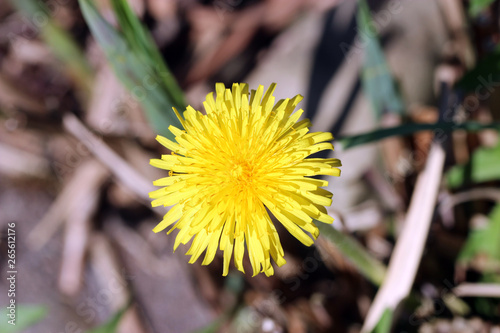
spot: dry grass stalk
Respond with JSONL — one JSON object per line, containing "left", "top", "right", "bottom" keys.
{"left": 58, "top": 161, "right": 107, "bottom": 296}
{"left": 439, "top": 188, "right": 500, "bottom": 223}
{"left": 453, "top": 283, "right": 500, "bottom": 298}
{"left": 0, "top": 142, "right": 50, "bottom": 179}
{"left": 362, "top": 142, "right": 446, "bottom": 332}
{"left": 63, "top": 113, "right": 155, "bottom": 203}
{"left": 28, "top": 159, "right": 109, "bottom": 250}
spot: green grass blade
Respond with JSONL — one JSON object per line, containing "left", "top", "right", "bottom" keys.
{"left": 317, "top": 222, "right": 386, "bottom": 286}
{"left": 85, "top": 302, "right": 130, "bottom": 333}
{"left": 338, "top": 121, "right": 500, "bottom": 150}
{"left": 357, "top": 0, "right": 404, "bottom": 118}
{"left": 78, "top": 0, "right": 183, "bottom": 138}
{"left": 0, "top": 304, "right": 47, "bottom": 333}
{"left": 446, "top": 141, "right": 500, "bottom": 188}
{"left": 371, "top": 308, "right": 393, "bottom": 333}
{"left": 469, "top": 0, "right": 496, "bottom": 17}
{"left": 109, "top": 0, "right": 186, "bottom": 108}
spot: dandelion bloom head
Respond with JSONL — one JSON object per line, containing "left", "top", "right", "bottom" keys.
{"left": 150, "top": 83, "right": 341, "bottom": 276}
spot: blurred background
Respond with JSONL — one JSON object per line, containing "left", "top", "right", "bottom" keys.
{"left": 1, "top": 0, "right": 500, "bottom": 332}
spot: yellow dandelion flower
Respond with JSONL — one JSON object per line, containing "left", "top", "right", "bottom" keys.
{"left": 149, "top": 83, "right": 341, "bottom": 277}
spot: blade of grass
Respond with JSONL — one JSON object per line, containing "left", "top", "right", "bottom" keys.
{"left": 110, "top": 0, "right": 185, "bottom": 108}
{"left": 10, "top": 0, "right": 93, "bottom": 94}
{"left": 0, "top": 304, "right": 47, "bottom": 333}
{"left": 78, "top": 0, "right": 183, "bottom": 138}
{"left": 337, "top": 121, "right": 500, "bottom": 150}
{"left": 468, "top": 0, "right": 496, "bottom": 17}
{"left": 371, "top": 308, "right": 393, "bottom": 333}
{"left": 357, "top": 0, "right": 404, "bottom": 118}
{"left": 85, "top": 302, "right": 131, "bottom": 333}
{"left": 446, "top": 141, "right": 500, "bottom": 188}
{"left": 317, "top": 222, "right": 386, "bottom": 286}
{"left": 362, "top": 142, "right": 446, "bottom": 332}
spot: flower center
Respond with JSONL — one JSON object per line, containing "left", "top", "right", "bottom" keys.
{"left": 229, "top": 161, "right": 254, "bottom": 188}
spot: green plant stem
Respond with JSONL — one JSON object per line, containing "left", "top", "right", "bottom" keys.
{"left": 317, "top": 222, "right": 386, "bottom": 286}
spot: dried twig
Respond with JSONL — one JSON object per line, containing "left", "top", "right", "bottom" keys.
{"left": 439, "top": 188, "right": 500, "bottom": 226}
{"left": 453, "top": 283, "right": 500, "bottom": 298}
{"left": 0, "top": 142, "right": 51, "bottom": 179}
{"left": 58, "top": 161, "right": 106, "bottom": 296}
{"left": 63, "top": 113, "right": 155, "bottom": 203}
{"left": 438, "top": 0, "right": 475, "bottom": 68}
